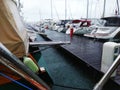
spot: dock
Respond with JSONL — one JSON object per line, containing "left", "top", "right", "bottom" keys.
{"left": 40, "top": 30, "right": 120, "bottom": 87}
{"left": 42, "top": 30, "right": 103, "bottom": 70}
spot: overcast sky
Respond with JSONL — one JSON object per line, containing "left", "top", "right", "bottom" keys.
{"left": 20, "top": 0, "right": 119, "bottom": 22}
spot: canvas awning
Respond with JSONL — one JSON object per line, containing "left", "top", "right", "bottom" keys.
{"left": 0, "top": 0, "right": 29, "bottom": 58}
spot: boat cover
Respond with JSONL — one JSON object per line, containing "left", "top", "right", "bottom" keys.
{"left": 0, "top": 0, "right": 29, "bottom": 58}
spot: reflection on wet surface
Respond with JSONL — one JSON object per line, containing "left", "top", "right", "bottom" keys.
{"left": 45, "top": 30, "right": 103, "bottom": 70}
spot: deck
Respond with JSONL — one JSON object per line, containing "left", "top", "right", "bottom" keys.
{"left": 41, "top": 30, "right": 120, "bottom": 86}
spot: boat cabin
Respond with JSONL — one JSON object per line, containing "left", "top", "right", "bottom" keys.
{"left": 102, "top": 16, "right": 120, "bottom": 27}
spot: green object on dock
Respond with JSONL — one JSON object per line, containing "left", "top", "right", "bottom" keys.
{"left": 23, "top": 57, "right": 39, "bottom": 73}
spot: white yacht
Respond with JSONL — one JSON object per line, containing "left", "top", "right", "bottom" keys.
{"left": 84, "top": 16, "right": 120, "bottom": 41}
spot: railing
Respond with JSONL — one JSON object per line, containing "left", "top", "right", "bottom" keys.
{"left": 0, "top": 43, "right": 50, "bottom": 90}
{"left": 93, "top": 54, "right": 120, "bottom": 90}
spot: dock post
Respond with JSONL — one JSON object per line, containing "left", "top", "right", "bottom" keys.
{"left": 93, "top": 54, "right": 120, "bottom": 90}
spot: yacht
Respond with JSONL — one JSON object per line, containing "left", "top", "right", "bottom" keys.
{"left": 84, "top": 16, "right": 120, "bottom": 41}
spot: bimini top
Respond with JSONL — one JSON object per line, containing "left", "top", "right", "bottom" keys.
{"left": 0, "top": 0, "right": 29, "bottom": 58}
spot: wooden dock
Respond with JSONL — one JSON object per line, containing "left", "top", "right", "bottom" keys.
{"left": 41, "top": 30, "right": 120, "bottom": 87}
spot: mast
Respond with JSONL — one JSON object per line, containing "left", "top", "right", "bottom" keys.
{"left": 116, "top": 0, "right": 119, "bottom": 15}
{"left": 50, "top": 0, "right": 53, "bottom": 19}
{"left": 65, "top": 0, "right": 67, "bottom": 20}
{"left": 102, "top": 0, "right": 106, "bottom": 17}
{"left": 86, "top": 0, "right": 89, "bottom": 19}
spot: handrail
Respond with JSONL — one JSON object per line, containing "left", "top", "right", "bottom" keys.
{"left": 0, "top": 56, "right": 47, "bottom": 90}
{"left": 93, "top": 54, "right": 120, "bottom": 90}
{"left": 0, "top": 72, "right": 32, "bottom": 90}
{"left": 0, "top": 43, "right": 50, "bottom": 90}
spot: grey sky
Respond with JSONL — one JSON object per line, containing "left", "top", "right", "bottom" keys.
{"left": 20, "top": 0, "right": 119, "bottom": 22}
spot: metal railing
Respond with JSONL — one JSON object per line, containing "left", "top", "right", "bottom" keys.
{"left": 93, "top": 54, "right": 120, "bottom": 90}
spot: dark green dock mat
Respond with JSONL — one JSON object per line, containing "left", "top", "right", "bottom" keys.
{"left": 38, "top": 47, "right": 95, "bottom": 90}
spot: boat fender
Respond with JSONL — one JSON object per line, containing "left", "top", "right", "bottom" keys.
{"left": 23, "top": 57, "right": 39, "bottom": 73}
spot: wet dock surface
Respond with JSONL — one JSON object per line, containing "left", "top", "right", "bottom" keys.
{"left": 41, "top": 30, "right": 120, "bottom": 88}
{"left": 43, "top": 30, "right": 103, "bottom": 71}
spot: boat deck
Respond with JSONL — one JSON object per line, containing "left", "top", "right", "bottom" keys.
{"left": 41, "top": 30, "right": 120, "bottom": 86}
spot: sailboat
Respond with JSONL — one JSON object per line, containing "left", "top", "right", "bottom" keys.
{"left": 0, "top": 0, "right": 53, "bottom": 89}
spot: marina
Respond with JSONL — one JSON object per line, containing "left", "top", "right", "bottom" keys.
{"left": 0, "top": 0, "right": 120, "bottom": 90}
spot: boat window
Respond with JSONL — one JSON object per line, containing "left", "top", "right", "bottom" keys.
{"left": 104, "top": 18, "right": 120, "bottom": 27}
